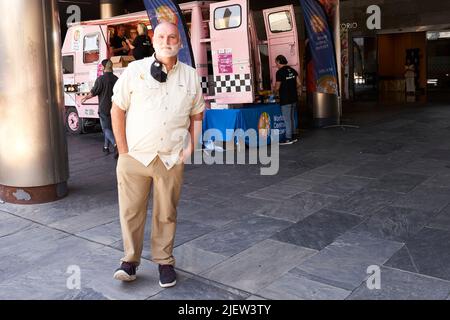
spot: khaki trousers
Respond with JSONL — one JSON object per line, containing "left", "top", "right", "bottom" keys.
{"left": 116, "top": 154, "right": 184, "bottom": 266}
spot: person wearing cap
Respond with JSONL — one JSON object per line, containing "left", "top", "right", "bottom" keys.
{"left": 111, "top": 22, "right": 205, "bottom": 288}
{"left": 82, "top": 59, "right": 119, "bottom": 157}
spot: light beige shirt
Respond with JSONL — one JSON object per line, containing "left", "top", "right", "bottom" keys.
{"left": 112, "top": 56, "right": 205, "bottom": 169}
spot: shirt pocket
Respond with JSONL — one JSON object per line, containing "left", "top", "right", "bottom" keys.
{"left": 132, "top": 80, "right": 161, "bottom": 110}
{"left": 173, "top": 84, "right": 196, "bottom": 116}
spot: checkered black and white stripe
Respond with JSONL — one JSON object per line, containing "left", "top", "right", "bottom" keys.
{"left": 200, "top": 76, "right": 209, "bottom": 94}
{"left": 215, "top": 74, "right": 252, "bottom": 94}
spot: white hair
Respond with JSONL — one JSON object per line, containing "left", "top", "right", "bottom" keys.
{"left": 137, "top": 23, "right": 147, "bottom": 36}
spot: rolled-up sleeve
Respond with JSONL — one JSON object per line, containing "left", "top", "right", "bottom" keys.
{"left": 112, "top": 66, "right": 133, "bottom": 111}
{"left": 90, "top": 78, "right": 102, "bottom": 97}
{"left": 190, "top": 75, "right": 206, "bottom": 116}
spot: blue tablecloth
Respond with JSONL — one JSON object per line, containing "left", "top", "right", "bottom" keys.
{"left": 203, "top": 103, "right": 289, "bottom": 146}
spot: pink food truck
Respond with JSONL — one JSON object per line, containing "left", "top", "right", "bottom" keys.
{"left": 62, "top": 0, "right": 302, "bottom": 134}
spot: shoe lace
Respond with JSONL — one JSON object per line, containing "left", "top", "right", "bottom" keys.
{"left": 123, "top": 262, "right": 137, "bottom": 273}
{"left": 160, "top": 265, "right": 174, "bottom": 274}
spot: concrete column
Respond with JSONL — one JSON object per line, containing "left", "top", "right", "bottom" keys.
{"left": 332, "top": 1, "right": 343, "bottom": 122}
{"left": 0, "top": 0, "right": 69, "bottom": 204}
{"left": 334, "top": 1, "right": 342, "bottom": 107}
{"left": 100, "top": 0, "right": 124, "bottom": 19}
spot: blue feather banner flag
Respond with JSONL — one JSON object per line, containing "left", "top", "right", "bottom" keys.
{"left": 143, "top": 0, "right": 195, "bottom": 67}
{"left": 300, "top": 0, "right": 339, "bottom": 96}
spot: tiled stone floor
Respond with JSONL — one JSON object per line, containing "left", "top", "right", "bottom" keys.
{"left": 1, "top": 101, "right": 450, "bottom": 300}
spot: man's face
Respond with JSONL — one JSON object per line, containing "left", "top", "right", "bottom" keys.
{"left": 153, "top": 23, "right": 181, "bottom": 58}
{"left": 117, "top": 27, "right": 125, "bottom": 37}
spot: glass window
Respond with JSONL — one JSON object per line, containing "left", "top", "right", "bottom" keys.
{"left": 268, "top": 11, "right": 293, "bottom": 33}
{"left": 62, "top": 55, "right": 74, "bottom": 74}
{"left": 214, "top": 5, "right": 241, "bottom": 30}
{"left": 83, "top": 34, "right": 100, "bottom": 64}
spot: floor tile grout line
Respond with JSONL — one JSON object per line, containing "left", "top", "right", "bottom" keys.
{"left": 425, "top": 224, "right": 450, "bottom": 232}
{"left": 72, "top": 230, "right": 258, "bottom": 300}
{"left": 0, "top": 209, "right": 122, "bottom": 250}
{"left": 73, "top": 218, "right": 121, "bottom": 235}
{"left": 4, "top": 106, "right": 450, "bottom": 299}
{"left": 382, "top": 265, "right": 450, "bottom": 284}
{"left": 106, "top": 235, "right": 285, "bottom": 299}
{"left": 250, "top": 254, "right": 340, "bottom": 300}
{"left": 344, "top": 278, "right": 371, "bottom": 300}
{"left": 251, "top": 211, "right": 299, "bottom": 224}
{"left": 0, "top": 224, "right": 37, "bottom": 240}
{"left": 151, "top": 238, "right": 323, "bottom": 300}
{"left": 144, "top": 268, "right": 256, "bottom": 300}
{"left": 0, "top": 207, "right": 14, "bottom": 215}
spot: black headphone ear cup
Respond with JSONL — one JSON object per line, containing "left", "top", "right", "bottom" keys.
{"left": 151, "top": 60, "right": 167, "bottom": 83}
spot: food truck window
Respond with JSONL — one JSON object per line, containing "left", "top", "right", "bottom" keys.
{"left": 83, "top": 33, "right": 100, "bottom": 64}
{"left": 214, "top": 5, "right": 241, "bottom": 30}
{"left": 63, "top": 55, "right": 74, "bottom": 74}
{"left": 268, "top": 11, "right": 293, "bottom": 33}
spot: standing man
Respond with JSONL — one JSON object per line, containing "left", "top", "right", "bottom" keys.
{"left": 274, "top": 55, "right": 302, "bottom": 145}
{"left": 111, "top": 22, "right": 205, "bottom": 288}
{"left": 111, "top": 25, "right": 129, "bottom": 56}
{"left": 82, "top": 59, "right": 119, "bottom": 157}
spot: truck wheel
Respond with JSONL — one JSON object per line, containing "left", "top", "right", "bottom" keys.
{"left": 65, "top": 107, "right": 82, "bottom": 135}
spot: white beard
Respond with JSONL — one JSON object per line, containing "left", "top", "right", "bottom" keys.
{"left": 154, "top": 44, "right": 181, "bottom": 58}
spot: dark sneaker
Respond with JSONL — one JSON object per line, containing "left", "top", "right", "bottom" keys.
{"left": 113, "top": 145, "right": 119, "bottom": 160}
{"left": 103, "top": 147, "right": 110, "bottom": 155}
{"left": 159, "top": 265, "right": 177, "bottom": 288}
{"left": 113, "top": 262, "right": 137, "bottom": 282}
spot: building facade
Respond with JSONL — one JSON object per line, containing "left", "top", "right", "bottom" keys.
{"left": 58, "top": 0, "right": 450, "bottom": 102}
{"left": 340, "top": 0, "right": 450, "bottom": 101}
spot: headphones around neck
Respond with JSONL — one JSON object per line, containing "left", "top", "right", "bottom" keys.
{"left": 151, "top": 58, "right": 167, "bottom": 83}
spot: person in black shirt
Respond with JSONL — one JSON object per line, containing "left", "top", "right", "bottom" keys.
{"left": 82, "top": 59, "right": 119, "bottom": 158}
{"left": 129, "top": 28, "right": 138, "bottom": 42}
{"left": 126, "top": 23, "right": 154, "bottom": 60}
{"left": 274, "top": 55, "right": 302, "bottom": 145}
{"left": 110, "top": 25, "right": 129, "bottom": 56}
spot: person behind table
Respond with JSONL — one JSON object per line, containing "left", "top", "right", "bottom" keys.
{"left": 126, "top": 23, "right": 154, "bottom": 61}
{"left": 126, "top": 29, "right": 138, "bottom": 57}
{"left": 82, "top": 59, "right": 119, "bottom": 158}
{"left": 111, "top": 25, "right": 129, "bottom": 56}
{"left": 129, "top": 28, "right": 138, "bottom": 42}
{"left": 274, "top": 55, "right": 302, "bottom": 145}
